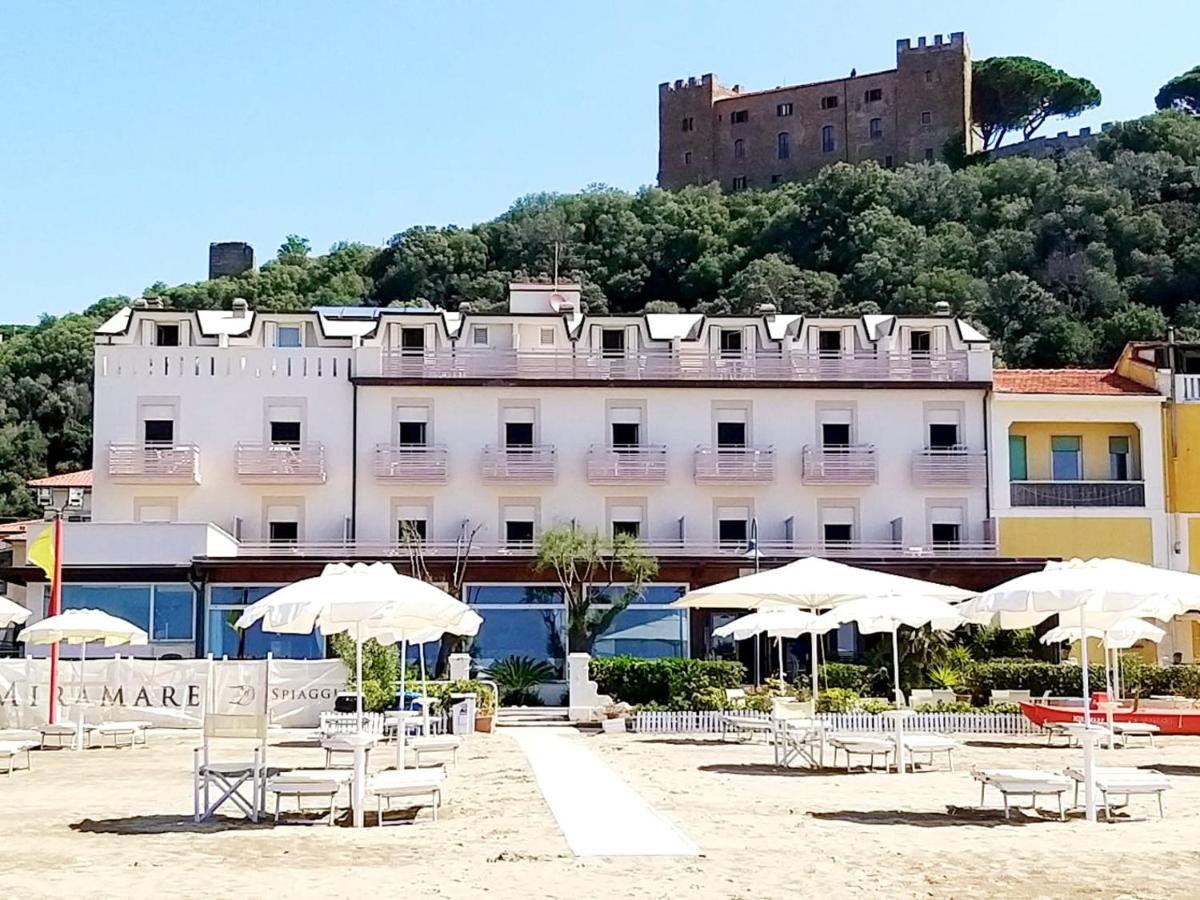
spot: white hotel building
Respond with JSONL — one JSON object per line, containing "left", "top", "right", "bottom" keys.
{"left": 9, "top": 284, "right": 1043, "bottom": 674}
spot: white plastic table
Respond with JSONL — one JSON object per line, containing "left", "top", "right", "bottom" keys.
{"left": 335, "top": 732, "right": 380, "bottom": 828}
{"left": 881, "top": 709, "right": 917, "bottom": 774}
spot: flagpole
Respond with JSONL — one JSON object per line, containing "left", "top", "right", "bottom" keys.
{"left": 47, "top": 515, "right": 64, "bottom": 726}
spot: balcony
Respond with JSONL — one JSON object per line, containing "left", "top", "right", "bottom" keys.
{"left": 374, "top": 348, "right": 972, "bottom": 383}
{"left": 1010, "top": 481, "right": 1145, "bottom": 508}
{"left": 693, "top": 446, "right": 775, "bottom": 483}
{"left": 801, "top": 445, "right": 879, "bottom": 484}
{"left": 1176, "top": 374, "right": 1200, "bottom": 402}
{"left": 911, "top": 448, "right": 987, "bottom": 487}
{"left": 587, "top": 445, "right": 669, "bottom": 484}
{"left": 235, "top": 442, "right": 326, "bottom": 484}
{"left": 374, "top": 444, "right": 449, "bottom": 483}
{"left": 107, "top": 442, "right": 200, "bottom": 484}
{"left": 480, "top": 445, "right": 557, "bottom": 482}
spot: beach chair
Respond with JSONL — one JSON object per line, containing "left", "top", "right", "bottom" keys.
{"left": 93, "top": 720, "right": 151, "bottom": 749}
{"left": 193, "top": 657, "right": 271, "bottom": 823}
{"left": 38, "top": 723, "right": 92, "bottom": 749}
{"left": 0, "top": 740, "right": 35, "bottom": 775}
{"left": 989, "top": 689, "right": 1032, "bottom": 705}
{"left": 406, "top": 734, "right": 462, "bottom": 768}
{"left": 773, "top": 719, "right": 826, "bottom": 768}
{"left": 368, "top": 768, "right": 446, "bottom": 825}
{"left": 724, "top": 688, "right": 748, "bottom": 709}
{"left": 1064, "top": 767, "right": 1170, "bottom": 819}
{"left": 827, "top": 735, "right": 893, "bottom": 772}
{"left": 323, "top": 733, "right": 380, "bottom": 769}
{"left": 893, "top": 734, "right": 959, "bottom": 771}
{"left": 909, "top": 688, "right": 934, "bottom": 706}
{"left": 972, "top": 768, "right": 1071, "bottom": 820}
{"left": 1110, "top": 722, "right": 1159, "bottom": 748}
{"left": 267, "top": 769, "right": 354, "bottom": 826}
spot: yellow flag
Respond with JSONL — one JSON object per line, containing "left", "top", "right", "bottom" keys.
{"left": 27, "top": 525, "right": 56, "bottom": 581}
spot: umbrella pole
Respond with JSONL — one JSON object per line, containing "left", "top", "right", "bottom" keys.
{"left": 396, "top": 638, "right": 407, "bottom": 769}
{"left": 891, "top": 626, "right": 903, "bottom": 707}
{"left": 810, "top": 631, "right": 819, "bottom": 702}
{"left": 777, "top": 637, "right": 785, "bottom": 690}
{"left": 355, "top": 624, "right": 363, "bottom": 726}
{"left": 420, "top": 644, "right": 429, "bottom": 735}
{"left": 76, "top": 641, "right": 87, "bottom": 751}
{"left": 1078, "top": 606, "right": 1097, "bottom": 823}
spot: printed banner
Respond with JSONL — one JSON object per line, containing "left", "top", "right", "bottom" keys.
{"left": 0, "top": 657, "right": 347, "bottom": 729}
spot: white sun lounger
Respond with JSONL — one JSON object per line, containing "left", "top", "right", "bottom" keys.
{"left": 0, "top": 740, "right": 35, "bottom": 775}
{"left": 322, "top": 734, "right": 379, "bottom": 769}
{"left": 92, "top": 721, "right": 151, "bottom": 749}
{"left": 406, "top": 735, "right": 462, "bottom": 768}
{"left": 368, "top": 769, "right": 445, "bottom": 825}
{"left": 719, "top": 714, "right": 773, "bottom": 742}
{"left": 828, "top": 736, "right": 893, "bottom": 772}
{"left": 1064, "top": 767, "right": 1170, "bottom": 819}
{"left": 38, "top": 723, "right": 93, "bottom": 749}
{"left": 1110, "top": 722, "right": 1160, "bottom": 748}
{"left": 972, "top": 768, "right": 1072, "bottom": 820}
{"left": 267, "top": 769, "right": 354, "bottom": 826}
{"left": 893, "top": 734, "right": 960, "bottom": 771}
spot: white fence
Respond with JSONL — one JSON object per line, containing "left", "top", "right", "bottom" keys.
{"left": 630, "top": 710, "right": 1040, "bottom": 736}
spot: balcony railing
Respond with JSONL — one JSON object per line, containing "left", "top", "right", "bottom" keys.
{"left": 587, "top": 445, "right": 669, "bottom": 484}
{"left": 911, "top": 448, "right": 987, "bottom": 486}
{"left": 374, "top": 444, "right": 449, "bottom": 483}
{"left": 694, "top": 446, "right": 776, "bottom": 483}
{"left": 377, "top": 348, "right": 971, "bottom": 383}
{"left": 107, "top": 442, "right": 200, "bottom": 484}
{"left": 1176, "top": 374, "right": 1200, "bottom": 402}
{"left": 1010, "top": 481, "right": 1145, "bottom": 507}
{"left": 480, "top": 445, "right": 557, "bottom": 482}
{"left": 801, "top": 445, "right": 879, "bottom": 484}
{"left": 235, "top": 442, "right": 326, "bottom": 483}
{"left": 229, "top": 537, "right": 997, "bottom": 559}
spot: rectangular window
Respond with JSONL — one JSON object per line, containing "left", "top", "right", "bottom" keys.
{"left": 268, "top": 521, "right": 299, "bottom": 544}
{"left": 1109, "top": 436, "right": 1131, "bottom": 481}
{"left": 398, "top": 518, "right": 428, "bottom": 542}
{"left": 398, "top": 420, "right": 427, "bottom": 445}
{"left": 612, "top": 520, "right": 640, "bottom": 539}
{"left": 681, "top": 116, "right": 694, "bottom": 132}
{"left": 822, "top": 422, "right": 851, "bottom": 447}
{"left": 910, "top": 330, "right": 932, "bottom": 354}
{"left": 821, "top": 125, "right": 835, "bottom": 153}
{"left": 733, "top": 138, "right": 746, "bottom": 160}
{"left": 777, "top": 131, "right": 790, "bottom": 160}
{"left": 505, "top": 520, "right": 535, "bottom": 545}
{"left": 777, "top": 102, "right": 793, "bottom": 117}
{"left": 611, "top": 422, "right": 640, "bottom": 447}
{"left": 472, "top": 325, "right": 489, "bottom": 346}
{"left": 731, "top": 109, "right": 749, "bottom": 124}
{"left": 820, "top": 95, "right": 838, "bottom": 110}
{"left": 270, "top": 420, "right": 301, "bottom": 445}
{"left": 717, "top": 518, "right": 748, "bottom": 545}
{"left": 921, "top": 110, "right": 933, "bottom": 125}
{"left": 155, "top": 324, "right": 180, "bottom": 347}
{"left": 143, "top": 419, "right": 174, "bottom": 444}
{"left": 823, "top": 523, "right": 853, "bottom": 545}
{"left": 771, "top": 174, "right": 781, "bottom": 184}
{"left": 864, "top": 88, "right": 882, "bottom": 103}
{"left": 719, "top": 329, "right": 742, "bottom": 356}
{"left": 731, "top": 176, "right": 748, "bottom": 191}
{"left": 931, "top": 522, "right": 961, "bottom": 545}
{"left": 928, "top": 423, "right": 960, "bottom": 449}
{"left": 683, "top": 150, "right": 692, "bottom": 166}
{"left": 1051, "top": 435, "right": 1082, "bottom": 481}
{"left": 505, "top": 422, "right": 534, "bottom": 447}
{"left": 151, "top": 585, "right": 195, "bottom": 641}
{"left": 924, "top": 148, "right": 935, "bottom": 162}
{"left": 275, "top": 325, "right": 302, "bottom": 348}
{"left": 817, "top": 329, "right": 842, "bottom": 355}
{"left": 925, "top": 70, "right": 933, "bottom": 83}
{"left": 884, "top": 155, "right": 894, "bottom": 169}
{"left": 716, "top": 421, "right": 747, "bottom": 448}
{"left": 400, "top": 327, "right": 425, "bottom": 351}
{"left": 539, "top": 326, "right": 556, "bottom": 346}
{"left": 601, "top": 328, "right": 626, "bottom": 356}
{"left": 208, "top": 585, "right": 321, "bottom": 660}
{"left": 1009, "top": 435, "right": 1028, "bottom": 481}
{"left": 869, "top": 118, "right": 882, "bottom": 140}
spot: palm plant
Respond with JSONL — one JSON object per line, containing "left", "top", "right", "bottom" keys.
{"left": 485, "top": 655, "right": 557, "bottom": 706}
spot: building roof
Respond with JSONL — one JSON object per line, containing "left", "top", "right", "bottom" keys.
{"left": 26, "top": 470, "right": 93, "bottom": 488}
{"left": 993, "top": 369, "right": 1158, "bottom": 396}
{"left": 0, "top": 519, "right": 39, "bottom": 539}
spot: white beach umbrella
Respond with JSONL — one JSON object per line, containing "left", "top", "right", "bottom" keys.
{"left": 21, "top": 609, "right": 148, "bottom": 749}
{"left": 960, "top": 558, "right": 1198, "bottom": 822}
{"left": 714, "top": 608, "right": 820, "bottom": 687}
{"left": 1040, "top": 618, "right": 1167, "bottom": 701}
{"left": 673, "top": 557, "right": 971, "bottom": 692}
{"left": 0, "top": 595, "right": 33, "bottom": 628}
{"left": 811, "top": 596, "right": 966, "bottom": 706}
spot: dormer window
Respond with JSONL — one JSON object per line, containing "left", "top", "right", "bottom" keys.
{"left": 155, "top": 324, "right": 180, "bottom": 347}
{"left": 910, "top": 330, "right": 932, "bottom": 355}
{"left": 601, "top": 328, "right": 625, "bottom": 357}
{"left": 275, "top": 325, "right": 302, "bottom": 348}
{"left": 719, "top": 329, "right": 742, "bottom": 356}
{"left": 817, "top": 330, "right": 842, "bottom": 356}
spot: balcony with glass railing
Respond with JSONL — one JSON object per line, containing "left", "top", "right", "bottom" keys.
{"left": 693, "top": 446, "right": 775, "bottom": 483}
{"left": 374, "top": 444, "right": 449, "bottom": 483}
{"left": 801, "top": 445, "right": 879, "bottom": 484}
{"left": 586, "top": 445, "right": 669, "bottom": 484}
{"left": 911, "top": 447, "right": 987, "bottom": 486}
{"left": 480, "top": 445, "right": 557, "bottom": 482}
{"left": 235, "top": 442, "right": 326, "bottom": 484}
{"left": 107, "top": 442, "right": 200, "bottom": 484}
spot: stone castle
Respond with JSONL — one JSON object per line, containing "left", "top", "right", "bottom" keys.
{"left": 658, "top": 32, "right": 979, "bottom": 190}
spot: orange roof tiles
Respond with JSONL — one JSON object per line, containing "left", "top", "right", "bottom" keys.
{"left": 26, "top": 470, "right": 92, "bottom": 488}
{"left": 993, "top": 369, "right": 1158, "bottom": 396}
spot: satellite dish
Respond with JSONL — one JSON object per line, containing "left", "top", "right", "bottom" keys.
{"left": 547, "top": 292, "right": 566, "bottom": 313}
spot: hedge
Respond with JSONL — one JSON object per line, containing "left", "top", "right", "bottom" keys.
{"left": 963, "top": 660, "right": 1200, "bottom": 705}
{"left": 590, "top": 657, "right": 745, "bottom": 710}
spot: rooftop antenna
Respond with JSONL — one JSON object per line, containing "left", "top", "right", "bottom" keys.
{"left": 552, "top": 241, "right": 560, "bottom": 289}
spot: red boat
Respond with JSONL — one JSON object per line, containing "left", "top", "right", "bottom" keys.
{"left": 1020, "top": 699, "right": 1200, "bottom": 735}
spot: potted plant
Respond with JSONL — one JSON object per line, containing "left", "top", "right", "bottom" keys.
{"left": 473, "top": 681, "right": 497, "bottom": 733}
{"left": 599, "top": 701, "right": 631, "bottom": 733}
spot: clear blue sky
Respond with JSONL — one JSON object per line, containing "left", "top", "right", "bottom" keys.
{"left": 1, "top": 1, "right": 1195, "bottom": 322}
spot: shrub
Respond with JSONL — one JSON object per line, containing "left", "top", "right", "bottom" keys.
{"left": 329, "top": 634, "right": 398, "bottom": 712}
{"left": 589, "top": 657, "right": 745, "bottom": 710}
{"left": 484, "top": 655, "right": 557, "bottom": 706}
{"left": 962, "top": 660, "right": 1200, "bottom": 705}
{"left": 423, "top": 679, "right": 497, "bottom": 714}
{"left": 820, "top": 662, "right": 871, "bottom": 691}
{"left": 816, "top": 688, "right": 861, "bottom": 713}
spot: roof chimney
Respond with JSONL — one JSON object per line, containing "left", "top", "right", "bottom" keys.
{"left": 231, "top": 297, "right": 249, "bottom": 319}
{"left": 757, "top": 302, "right": 778, "bottom": 319}
{"left": 933, "top": 301, "right": 952, "bottom": 317}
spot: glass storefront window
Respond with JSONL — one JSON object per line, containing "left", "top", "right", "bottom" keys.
{"left": 592, "top": 608, "right": 687, "bottom": 659}
{"left": 466, "top": 585, "right": 565, "bottom": 605}
{"left": 205, "top": 608, "right": 322, "bottom": 660}
{"left": 151, "top": 586, "right": 195, "bottom": 642}
{"left": 58, "top": 584, "right": 195, "bottom": 643}
{"left": 588, "top": 584, "right": 686, "bottom": 606}
{"left": 468, "top": 608, "right": 566, "bottom": 677}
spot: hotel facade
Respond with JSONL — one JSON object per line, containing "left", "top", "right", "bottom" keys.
{"left": 4, "top": 284, "right": 1198, "bottom": 670}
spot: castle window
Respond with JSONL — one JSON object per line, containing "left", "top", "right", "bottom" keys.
{"left": 681, "top": 117, "right": 694, "bottom": 132}
{"left": 821, "top": 125, "right": 835, "bottom": 153}
{"left": 777, "top": 132, "right": 790, "bottom": 160}
{"left": 731, "top": 109, "right": 749, "bottom": 124}
{"left": 683, "top": 150, "right": 692, "bottom": 166}
{"left": 864, "top": 88, "right": 882, "bottom": 103}
{"left": 924, "top": 148, "right": 935, "bottom": 162}
{"left": 820, "top": 95, "right": 839, "bottom": 110}
{"left": 731, "top": 176, "right": 748, "bottom": 191}
{"left": 771, "top": 174, "right": 782, "bottom": 184}
{"left": 733, "top": 138, "right": 746, "bottom": 160}
{"left": 925, "top": 70, "right": 934, "bottom": 83}
{"left": 869, "top": 118, "right": 882, "bottom": 140}
{"left": 776, "top": 102, "right": 793, "bottom": 117}
{"left": 885, "top": 155, "right": 894, "bottom": 168}
{"left": 921, "top": 110, "right": 932, "bottom": 126}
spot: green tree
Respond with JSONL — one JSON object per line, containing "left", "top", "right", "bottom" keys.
{"left": 276, "top": 234, "right": 311, "bottom": 265}
{"left": 534, "top": 525, "right": 658, "bottom": 654}
{"left": 1156, "top": 65, "right": 1200, "bottom": 115}
{"left": 973, "top": 56, "right": 1101, "bottom": 149}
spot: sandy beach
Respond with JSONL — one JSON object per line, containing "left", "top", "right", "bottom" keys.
{"left": 2, "top": 727, "right": 1199, "bottom": 899}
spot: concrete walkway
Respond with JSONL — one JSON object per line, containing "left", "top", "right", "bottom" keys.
{"left": 511, "top": 728, "right": 699, "bottom": 857}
